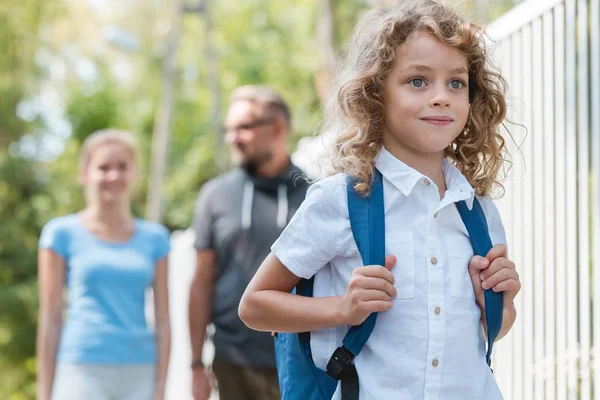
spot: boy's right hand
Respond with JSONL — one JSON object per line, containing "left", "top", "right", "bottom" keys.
{"left": 338, "top": 255, "right": 397, "bottom": 326}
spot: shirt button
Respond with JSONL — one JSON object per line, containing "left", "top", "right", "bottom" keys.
{"left": 434, "top": 306, "right": 441, "bottom": 315}
{"left": 432, "top": 358, "right": 439, "bottom": 367}
{"left": 431, "top": 257, "right": 438, "bottom": 265}
{"left": 423, "top": 178, "right": 431, "bottom": 186}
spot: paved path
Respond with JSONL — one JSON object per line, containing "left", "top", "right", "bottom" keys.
{"left": 164, "top": 229, "right": 218, "bottom": 400}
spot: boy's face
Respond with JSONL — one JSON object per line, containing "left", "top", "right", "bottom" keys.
{"left": 382, "top": 30, "right": 470, "bottom": 163}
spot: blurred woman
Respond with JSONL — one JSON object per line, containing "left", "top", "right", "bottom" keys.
{"left": 36, "top": 129, "right": 171, "bottom": 400}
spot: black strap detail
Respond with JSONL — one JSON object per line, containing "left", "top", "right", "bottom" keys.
{"left": 340, "top": 363, "right": 359, "bottom": 400}
{"left": 326, "top": 346, "right": 359, "bottom": 400}
{"left": 326, "top": 346, "right": 355, "bottom": 379}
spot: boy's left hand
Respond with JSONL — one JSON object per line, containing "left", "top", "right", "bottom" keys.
{"left": 468, "top": 244, "right": 521, "bottom": 310}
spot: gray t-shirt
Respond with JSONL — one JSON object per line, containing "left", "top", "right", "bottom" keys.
{"left": 192, "top": 163, "right": 309, "bottom": 367}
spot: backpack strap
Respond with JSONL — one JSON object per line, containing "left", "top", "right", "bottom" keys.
{"left": 456, "top": 198, "right": 504, "bottom": 366}
{"left": 325, "top": 169, "right": 385, "bottom": 400}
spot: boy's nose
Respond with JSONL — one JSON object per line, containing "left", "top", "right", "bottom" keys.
{"left": 429, "top": 87, "right": 451, "bottom": 108}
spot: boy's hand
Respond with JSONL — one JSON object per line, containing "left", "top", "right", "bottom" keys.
{"left": 339, "top": 255, "right": 397, "bottom": 326}
{"left": 468, "top": 244, "right": 520, "bottom": 310}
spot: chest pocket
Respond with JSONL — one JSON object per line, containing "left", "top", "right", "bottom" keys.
{"left": 447, "top": 237, "right": 476, "bottom": 299}
{"left": 385, "top": 231, "right": 415, "bottom": 299}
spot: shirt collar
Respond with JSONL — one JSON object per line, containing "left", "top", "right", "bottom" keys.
{"left": 374, "top": 147, "right": 423, "bottom": 197}
{"left": 441, "top": 158, "right": 476, "bottom": 210}
{"left": 374, "top": 147, "right": 476, "bottom": 209}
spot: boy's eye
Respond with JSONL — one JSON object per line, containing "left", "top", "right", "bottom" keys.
{"left": 408, "top": 78, "right": 425, "bottom": 88}
{"left": 449, "top": 79, "right": 464, "bottom": 89}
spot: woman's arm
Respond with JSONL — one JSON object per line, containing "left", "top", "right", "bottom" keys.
{"left": 239, "top": 253, "right": 397, "bottom": 333}
{"left": 153, "top": 257, "right": 171, "bottom": 400}
{"left": 36, "top": 249, "right": 65, "bottom": 400}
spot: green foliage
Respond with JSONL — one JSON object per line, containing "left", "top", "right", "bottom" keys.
{"left": 0, "top": 280, "right": 38, "bottom": 399}
{"left": 0, "top": 151, "right": 47, "bottom": 398}
{"left": 66, "top": 84, "right": 122, "bottom": 144}
{"left": 0, "top": 85, "right": 28, "bottom": 147}
{"left": 333, "top": 0, "right": 369, "bottom": 50}
{"left": 0, "top": 3, "right": 64, "bottom": 395}
{"left": 214, "top": 0, "right": 322, "bottom": 138}
{"left": 0, "top": 0, "right": 63, "bottom": 147}
{"left": 0, "top": 153, "right": 45, "bottom": 289}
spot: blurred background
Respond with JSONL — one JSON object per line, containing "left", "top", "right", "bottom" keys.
{"left": 6, "top": 0, "right": 599, "bottom": 399}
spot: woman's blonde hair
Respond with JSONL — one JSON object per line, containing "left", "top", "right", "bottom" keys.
{"left": 79, "top": 129, "right": 138, "bottom": 170}
{"left": 324, "top": 0, "right": 507, "bottom": 196}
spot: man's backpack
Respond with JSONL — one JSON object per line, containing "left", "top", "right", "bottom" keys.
{"left": 274, "top": 169, "right": 504, "bottom": 400}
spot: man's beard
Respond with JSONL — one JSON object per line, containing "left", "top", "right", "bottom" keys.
{"left": 239, "top": 151, "right": 274, "bottom": 176}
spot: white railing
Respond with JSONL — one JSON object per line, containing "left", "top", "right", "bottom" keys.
{"left": 488, "top": 0, "right": 600, "bottom": 398}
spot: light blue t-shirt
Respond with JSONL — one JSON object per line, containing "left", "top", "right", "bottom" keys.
{"left": 39, "top": 214, "right": 171, "bottom": 365}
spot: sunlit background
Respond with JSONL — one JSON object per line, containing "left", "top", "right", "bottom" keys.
{"left": 15, "top": 1, "right": 600, "bottom": 399}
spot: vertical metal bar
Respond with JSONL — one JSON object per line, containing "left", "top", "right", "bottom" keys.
{"left": 521, "top": 24, "right": 535, "bottom": 400}
{"left": 495, "top": 38, "right": 516, "bottom": 398}
{"left": 506, "top": 38, "right": 516, "bottom": 398}
{"left": 510, "top": 29, "right": 525, "bottom": 400}
{"left": 552, "top": 4, "right": 568, "bottom": 400}
{"left": 577, "top": 0, "right": 591, "bottom": 397}
{"left": 531, "top": 16, "right": 545, "bottom": 400}
{"left": 492, "top": 41, "right": 509, "bottom": 391}
{"left": 542, "top": 10, "right": 557, "bottom": 400}
{"left": 590, "top": 0, "right": 600, "bottom": 396}
{"left": 564, "top": 0, "right": 579, "bottom": 396}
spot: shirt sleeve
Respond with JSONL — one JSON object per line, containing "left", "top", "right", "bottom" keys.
{"left": 192, "top": 182, "right": 215, "bottom": 250}
{"left": 271, "top": 176, "right": 346, "bottom": 279}
{"left": 38, "top": 218, "right": 68, "bottom": 260}
{"left": 153, "top": 225, "right": 171, "bottom": 262}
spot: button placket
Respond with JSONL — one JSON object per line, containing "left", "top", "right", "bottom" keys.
{"left": 424, "top": 223, "right": 444, "bottom": 397}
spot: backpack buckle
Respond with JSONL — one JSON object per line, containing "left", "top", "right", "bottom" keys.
{"left": 326, "top": 346, "right": 355, "bottom": 380}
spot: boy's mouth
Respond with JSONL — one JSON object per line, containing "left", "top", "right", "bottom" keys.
{"left": 420, "top": 116, "right": 453, "bottom": 126}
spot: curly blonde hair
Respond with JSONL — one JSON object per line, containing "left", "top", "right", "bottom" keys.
{"left": 323, "top": 0, "right": 507, "bottom": 196}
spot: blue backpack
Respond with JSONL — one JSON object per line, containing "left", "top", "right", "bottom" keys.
{"left": 274, "top": 169, "right": 503, "bottom": 400}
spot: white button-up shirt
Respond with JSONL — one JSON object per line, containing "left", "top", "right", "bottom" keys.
{"left": 272, "top": 148, "right": 506, "bottom": 400}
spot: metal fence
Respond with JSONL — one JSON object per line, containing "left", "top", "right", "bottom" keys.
{"left": 487, "top": 0, "right": 600, "bottom": 398}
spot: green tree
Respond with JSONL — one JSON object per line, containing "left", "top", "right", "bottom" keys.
{"left": 0, "top": 152, "right": 46, "bottom": 398}
{"left": 0, "top": 0, "right": 63, "bottom": 146}
{"left": 0, "top": 0, "right": 63, "bottom": 397}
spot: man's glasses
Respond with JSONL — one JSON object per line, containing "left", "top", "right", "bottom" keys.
{"left": 223, "top": 118, "right": 275, "bottom": 137}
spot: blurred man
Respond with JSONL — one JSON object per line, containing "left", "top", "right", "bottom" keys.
{"left": 189, "top": 85, "right": 309, "bottom": 400}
